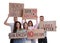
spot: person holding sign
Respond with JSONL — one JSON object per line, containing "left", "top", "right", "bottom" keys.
{"left": 13, "top": 21, "right": 25, "bottom": 43}
{"left": 38, "top": 16, "right": 47, "bottom": 43}
{"left": 23, "top": 22, "right": 31, "bottom": 43}
{"left": 4, "top": 14, "right": 18, "bottom": 43}
{"left": 28, "top": 17, "right": 38, "bottom": 43}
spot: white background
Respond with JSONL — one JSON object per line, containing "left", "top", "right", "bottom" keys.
{"left": 0, "top": 0, "right": 60, "bottom": 43}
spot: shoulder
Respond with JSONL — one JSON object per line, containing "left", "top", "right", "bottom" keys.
{"left": 9, "top": 23, "right": 14, "bottom": 25}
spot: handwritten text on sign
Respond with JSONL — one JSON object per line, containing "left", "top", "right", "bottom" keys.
{"left": 9, "top": 32, "right": 27, "bottom": 39}
{"left": 9, "top": 29, "right": 45, "bottom": 39}
{"left": 9, "top": 3, "right": 24, "bottom": 17}
{"left": 27, "top": 29, "right": 45, "bottom": 39}
{"left": 40, "top": 21, "right": 56, "bottom": 31}
{"left": 23, "top": 9, "right": 37, "bottom": 19}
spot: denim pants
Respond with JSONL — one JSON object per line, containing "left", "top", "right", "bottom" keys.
{"left": 38, "top": 37, "right": 47, "bottom": 43}
{"left": 25, "top": 38, "right": 31, "bottom": 43}
{"left": 10, "top": 39, "right": 14, "bottom": 43}
{"left": 25, "top": 39, "right": 36, "bottom": 43}
{"left": 31, "top": 39, "right": 36, "bottom": 43}
{"left": 13, "top": 38, "right": 25, "bottom": 43}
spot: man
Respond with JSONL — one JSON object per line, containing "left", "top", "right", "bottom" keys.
{"left": 4, "top": 14, "right": 18, "bottom": 43}
{"left": 38, "top": 16, "right": 47, "bottom": 43}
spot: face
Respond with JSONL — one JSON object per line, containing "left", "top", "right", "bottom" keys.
{"left": 40, "top": 16, "right": 44, "bottom": 21}
{"left": 24, "top": 23, "right": 28, "bottom": 29}
{"left": 14, "top": 17, "right": 17, "bottom": 22}
{"left": 16, "top": 23, "right": 20, "bottom": 29}
{"left": 28, "top": 22, "right": 33, "bottom": 26}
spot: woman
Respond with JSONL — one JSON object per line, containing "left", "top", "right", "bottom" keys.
{"left": 23, "top": 22, "right": 31, "bottom": 43}
{"left": 28, "top": 18, "right": 38, "bottom": 43}
{"left": 13, "top": 21, "right": 25, "bottom": 43}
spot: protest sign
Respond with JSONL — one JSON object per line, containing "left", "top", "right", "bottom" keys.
{"left": 9, "top": 29, "right": 45, "bottom": 39}
{"left": 9, "top": 32, "right": 27, "bottom": 39}
{"left": 27, "top": 29, "right": 45, "bottom": 39}
{"left": 39, "top": 21, "right": 56, "bottom": 31}
{"left": 9, "top": 3, "right": 24, "bottom": 17}
{"left": 23, "top": 9, "right": 37, "bottom": 19}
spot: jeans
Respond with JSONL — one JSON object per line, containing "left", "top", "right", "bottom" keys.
{"left": 13, "top": 38, "right": 25, "bottom": 43}
{"left": 31, "top": 39, "right": 36, "bottom": 43}
{"left": 25, "top": 38, "right": 31, "bottom": 43}
{"left": 10, "top": 39, "right": 14, "bottom": 43}
{"left": 38, "top": 37, "right": 47, "bottom": 43}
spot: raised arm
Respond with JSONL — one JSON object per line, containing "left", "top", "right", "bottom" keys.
{"left": 21, "top": 18, "right": 26, "bottom": 25}
{"left": 4, "top": 14, "right": 10, "bottom": 26}
{"left": 33, "top": 17, "right": 38, "bottom": 29}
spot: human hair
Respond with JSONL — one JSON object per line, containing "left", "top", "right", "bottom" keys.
{"left": 14, "top": 17, "right": 17, "bottom": 22}
{"left": 40, "top": 16, "right": 44, "bottom": 21}
{"left": 14, "top": 17, "right": 17, "bottom": 18}
{"left": 40, "top": 16, "right": 44, "bottom": 17}
{"left": 23, "top": 22, "right": 28, "bottom": 30}
{"left": 13, "top": 21, "right": 21, "bottom": 33}
{"left": 28, "top": 20, "right": 33, "bottom": 26}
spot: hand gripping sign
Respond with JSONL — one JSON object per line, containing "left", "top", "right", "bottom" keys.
{"left": 9, "top": 29, "right": 45, "bottom": 39}
{"left": 9, "top": 3, "right": 24, "bottom": 17}
{"left": 23, "top": 9, "right": 37, "bottom": 19}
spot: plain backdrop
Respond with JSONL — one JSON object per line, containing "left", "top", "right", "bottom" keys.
{"left": 0, "top": 0, "right": 60, "bottom": 43}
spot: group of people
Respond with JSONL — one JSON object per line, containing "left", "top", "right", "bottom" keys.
{"left": 4, "top": 15, "right": 47, "bottom": 43}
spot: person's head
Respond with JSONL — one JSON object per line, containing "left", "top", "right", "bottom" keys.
{"left": 23, "top": 22, "right": 28, "bottom": 30}
{"left": 40, "top": 16, "right": 44, "bottom": 21}
{"left": 13, "top": 21, "right": 21, "bottom": 33}
{"left": 28, "top": 20, "right": 33, "bottom": 26}
{"left": 14, "top": 17, "right": 17, "bottom": 22}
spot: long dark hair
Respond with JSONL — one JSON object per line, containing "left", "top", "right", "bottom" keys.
{"left": 23, "top": 22, "right": 28, "bottom": 30}
{"left": 13, "top": 21, "right": 21, "bottom": 33}
{"left": 28, "top": 20, "right": 33, "bottom": 26}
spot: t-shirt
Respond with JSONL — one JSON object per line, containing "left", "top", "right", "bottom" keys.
{"left": 17, "top": 29, "right": 27, "bottom": 33}
{"left": 9, "top": 23, "right": 14, "bottom": 33}
{"left": 28, "top": 19, "right": 38, "bottom": 30}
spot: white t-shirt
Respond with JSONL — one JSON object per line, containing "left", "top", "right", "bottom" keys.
{"left": 9, "top": 23, "right": 14, "bottom": 33}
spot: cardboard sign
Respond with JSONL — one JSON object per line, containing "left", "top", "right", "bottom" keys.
{"left": 23, "top": 9, "right": 37, "bottom": 19}
{"left": 27, "top": 29, "right": 45, "bottom": 39}
{"left": 9, "top": 29, "right": 45, "bottom": 39}
{"left": 9, "top": 3, "right": 24, "bottom": 17}
{"left": 9, "top": 32, "right": 27, "bottom": 39}
{"left": 39, "top": 21, "right": 56, "bottom": 31}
